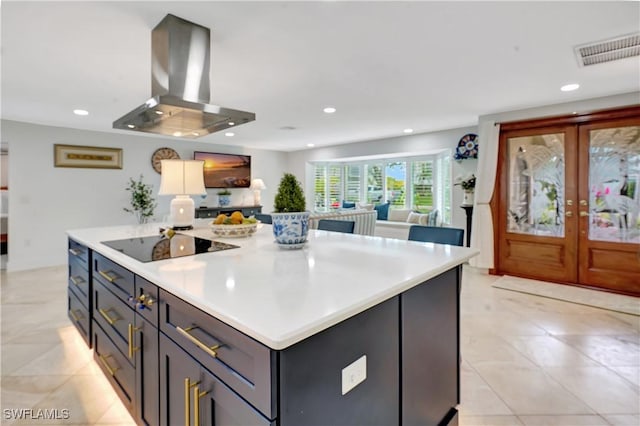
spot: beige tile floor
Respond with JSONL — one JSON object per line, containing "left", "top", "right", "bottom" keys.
{"left": 1, "top": 265, "right": 638, "bottom": 425}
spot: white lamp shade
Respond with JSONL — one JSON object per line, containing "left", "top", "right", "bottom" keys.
{"left": 158, "top": 160, "right": 206, "bottom": 195}
{"left": 250, "top": 178, "right": 266, "bottom": 190}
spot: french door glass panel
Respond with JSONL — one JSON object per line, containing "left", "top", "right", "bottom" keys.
{"left": 588, "top": 125, "right": 640, "bottom": 243}
{"left": 507, "top": 133, "right": 565, "bottom": 237}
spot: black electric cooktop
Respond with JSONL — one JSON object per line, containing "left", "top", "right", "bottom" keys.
{"left": 101, "top": 234, "right": 239, "bottom": 263}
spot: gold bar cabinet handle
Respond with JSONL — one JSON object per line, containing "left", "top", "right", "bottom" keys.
{"left": 69, "top": 275, "right": 84, "bottom": 286}
{"left": 68, "top": 248, "right": 81, "bottom": 256}
{"left": 98, "top": 308, "right": 118, "bottom": 325}
{"left": 580, "top": 199, "right": 588, "bottom": 206}
{"left": 98, "top": 354, "right": 118, "bottom": 376}
{"left": 98, "top": 270, "right": 116, "bottom": 283}
{"left": 566, "top": 211, "right": 573, "bottom": 217}
{"left": 127, "top": 323, "right": 141, "bottom": 359}
{"left": 194, "top": 384, "right": 209, "bottom": 426}
{"left": 184, "top": 378, "right": 191, "bottom": 426}
{"left": 69, "top": 309, "right": 80, "bottom": 322}
{"left": 580, "top": 211, "right": 589, "bottom": 217}
{"left": 176, "top": 326, "right": 222, "bottom": 359}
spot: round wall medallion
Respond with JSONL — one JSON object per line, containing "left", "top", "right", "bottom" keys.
{"left": 454, "top": 133, "right": 478, "bottom": 160}
{"left": 151, "top": 147, "right": 180, "bottom": 173}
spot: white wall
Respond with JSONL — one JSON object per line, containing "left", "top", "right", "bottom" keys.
{"left": 287, "top": 126, "right": 479, "bottom": 230}
{"left": 3, "top": 120, "right": 288, "bottom": 271}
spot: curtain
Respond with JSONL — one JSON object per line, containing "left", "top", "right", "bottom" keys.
{"left": 469, "top": 121, "right": 500, "bottom": 268}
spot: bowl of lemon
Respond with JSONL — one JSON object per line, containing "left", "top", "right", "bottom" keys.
{"left": 210, "top": 211, "right": 259, "bottom": 238}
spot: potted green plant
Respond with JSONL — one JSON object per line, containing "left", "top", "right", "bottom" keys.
{"left": 455, "top": 174, "right": 476, "bottom": 206}
{"left": 271, "top": 173, "right": 309, "bottom": 248}
{"left": 124, "top": 175, "right": 156, "bottom": 224}
{"left": 217, "top": 188, "right": 232, "bottom": 207}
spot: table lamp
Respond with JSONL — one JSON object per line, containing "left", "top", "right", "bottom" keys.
{"left": 159, "top": 159, "right": 206, "bottom": 230}
{"left": 250, "top": 178, "right": 266, "bottom": 206}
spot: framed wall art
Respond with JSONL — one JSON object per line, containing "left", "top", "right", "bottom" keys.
{"left": 54, "top": 144, "right": 123, "bottom": 169}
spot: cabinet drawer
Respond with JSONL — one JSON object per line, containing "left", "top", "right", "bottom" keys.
{"left": 133, "top": 276, "right": 159, "bottom": 327}
{"left": 94, "top": 280, "right": 135, "bottom": 366}
{"left": 93, "top": 252, "right": 134, "bottom": 303}
{"left": 93, "top": 320, "right": 135, "bottom": 411}
{"left": 243, "top": 207, "right": 262, "bottom": 216}
{"left": 159, "top": 290, "right": 276, "bottom": 419}
{"left": 68, "top": 239, "right": 89, "bottom": 268}
{"left": 68, "top": 257, "right": 90, "bottom": 308}
{"left": 196, "top": 209, "right": 215, "bottom": 218}
{"left": 67, "top": 289, "right": 90, "bottom": 347}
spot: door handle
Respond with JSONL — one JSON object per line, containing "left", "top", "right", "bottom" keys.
{"left": 194, "top": 384, "right": 209, "bottom": 426}
{"left": 566, "top": 211, "right": 573, "bottom": 217}
{"left": 176, "top": 326, "right": 223, "bottom": 359}
{"left": 127, "top": 323, "right": 141, "bottom": 359}
{"left": 184, "top": 378, "right": 190, "bottom": 426}
{"left": 580, "top": 199, "right": 588, "bottom": 206}
{"left": 567, "top": 200, "right": 573, "bottom": 206}
{"left": 580, "top": 211, "right": 589, "bottom": 217}
{"left": 184, "top": 378, "right": 200, "bottom": 426}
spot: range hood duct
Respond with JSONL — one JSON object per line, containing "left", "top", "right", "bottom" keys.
{"left": 113, "top": 14, "right": 255, "bottom": 138}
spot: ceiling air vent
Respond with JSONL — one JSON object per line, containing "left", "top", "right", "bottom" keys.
{"left": 575, "top": 33, "right": 640, "bottom": 67}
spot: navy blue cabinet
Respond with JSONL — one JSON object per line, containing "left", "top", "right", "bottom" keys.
{"left": 159, "top": 334, "right": 273, "bottom": 426}
{"left": 67, "top": 239, "right": 91, "bottom": 346}
{"left": 71, "top": 239, "right": 461, "bottom": 426}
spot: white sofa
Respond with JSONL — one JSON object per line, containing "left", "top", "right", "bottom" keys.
{"left": 374, "top": 208, "right": 439, "bottom": 240}
{"left": 309, "top": 209, "right": 378, "bottom": 236}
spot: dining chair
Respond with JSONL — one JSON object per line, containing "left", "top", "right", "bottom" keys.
{"left": 407, "top": 225, "right": 464, "bottom": 246}
{"left": 254, "top": 213, "right": 272, "bottom": 224}
{"left": 317, "top": 219, "right": 355, "bottom": 234}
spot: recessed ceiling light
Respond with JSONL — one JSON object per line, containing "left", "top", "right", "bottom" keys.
{"left": 225, "top": 132, "right": 235, "bottom": 137}
{"left": 173, "top": 131, "right": 182, "bottom": 137}
{"left": 73, "top": 109, "right": 89, "bottom": 116}
{"left": 155, "top": 110, "right": 164, "bottom": 115}
{"left": 403, "top": 128, "right": 414, "bottom": 134}
{"left": 307, "top": 143, "right": 315, "bottom": 147}
{"left": 560, "top": 83, "right": 580, "bottom": 92}
{"left": 323, "top": 107, "right": 336, "bottom": 114}
{"left": 228, "top": 122, "right": 235, "bottom": 126}
{"left": 192, "top": 132, "right": 199, "bottom": 136}
{"left": 127, "top": 124, "right": 135, "bottom": 129}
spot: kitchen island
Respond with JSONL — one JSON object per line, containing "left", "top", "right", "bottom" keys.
{"left": 67, "top": 220, "right": 477, "bottom": 426}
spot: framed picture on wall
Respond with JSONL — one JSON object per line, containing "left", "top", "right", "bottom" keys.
{"left": 54, "top": 144, "right": 123, "bottom": 169}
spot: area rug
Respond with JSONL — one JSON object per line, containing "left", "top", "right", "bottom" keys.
{"left": 492, "top": 275, "right": 640, "bottom": 316}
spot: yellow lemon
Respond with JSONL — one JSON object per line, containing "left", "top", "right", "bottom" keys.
{"left": 214, "top": 214, "right": 227, "bottom": 225}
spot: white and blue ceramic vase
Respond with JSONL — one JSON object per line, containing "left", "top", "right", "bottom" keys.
{"left": 218, "top": 195, "right": 231, "bottom": 207}
{"left": 271, "top": 212, "right": 310, "bottom": 248}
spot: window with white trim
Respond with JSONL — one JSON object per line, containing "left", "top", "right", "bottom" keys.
{"left": 311, "top": 153, "right": 452, "bottom": 224}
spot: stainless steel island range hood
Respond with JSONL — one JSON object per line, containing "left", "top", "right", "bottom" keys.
{"left": 113, "top": 14, "right": 255, "bottom": 138}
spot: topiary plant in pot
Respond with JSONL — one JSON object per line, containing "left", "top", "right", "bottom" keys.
{"left": 271, "top": 173, "right": 309, "bottom": 248}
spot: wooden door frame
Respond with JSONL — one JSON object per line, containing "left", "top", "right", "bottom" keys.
{"left": 494, "top": 124, "right": 578, "bottom": 283}
{"left": 490, "top": 105, "right": 640, "bottom": 277}
{"left": 577, "top": 116, "right": 640, "bottom": 294}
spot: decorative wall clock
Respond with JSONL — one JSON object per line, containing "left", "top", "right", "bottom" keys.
{"left": 454, "top": 133, "right": 479, "bottom": 160}
{"left": 151, "top": 147, "right": 180, "bottom": 173}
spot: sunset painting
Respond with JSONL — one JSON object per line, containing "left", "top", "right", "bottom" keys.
{"left": 193, "top": 152, "right": 252, "bottom": 188}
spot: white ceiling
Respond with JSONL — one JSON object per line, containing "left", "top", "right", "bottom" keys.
{"left": 2, "top": 1, "right": 639, "bottom": 152}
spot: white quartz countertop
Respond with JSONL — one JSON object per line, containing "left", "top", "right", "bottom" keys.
{"left": 68, "top": 220, "right": 478, "bottom": 350}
